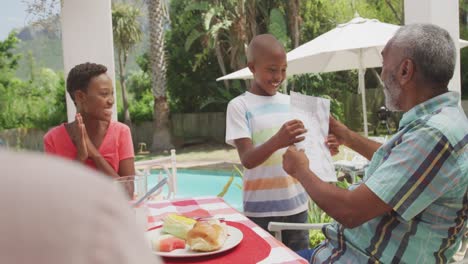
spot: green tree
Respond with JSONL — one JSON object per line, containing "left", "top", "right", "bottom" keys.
{"left": 0, "top": 33, "right": 22, "bottom": 129}
{"left": 0, "top": 68, "right": 65, "bottom": 130}
{"left": 30, "top": 68, "right": 66, "bottom": 129}
{"left": 112, "top": 3, "right": 143, "bottom": 127}
{"left": 166, "top": 0, "right": 225, "bottom": 113}
{"left": 0, "top": 30, "right": 65, "bottom": 130}
{"left": 184, "top": 0, "right": 298, "bottom": 82}
{"left": 267, "top": 7, "right": 290, "bottom": 48}
{"left": 184, "top": 0, "right": 252, "bottom": 90}
{"left": 0, "top": 32, "right": 20, "bottom": 71}
{"left": 182, "top": 0, "right": 297, "bottom": 110}
{"left": 45, "top": 72, "right": 67, "bottom": 127}
{"left": 127, "top": 54, "right": 154, "bottom": 123}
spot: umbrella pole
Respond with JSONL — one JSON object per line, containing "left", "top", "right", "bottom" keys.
{"left": 359, "top": 69, "right": 368, "bottom": 137}
{"left": 358, "top": 49, "right": 368, "bottom": 137}
{"left": 282, "top": 78, "right": 288, "bottom": 94}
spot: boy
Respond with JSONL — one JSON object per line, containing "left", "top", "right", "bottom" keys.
{"left": 225, "top": 34, "right": 310, "bottom": 251}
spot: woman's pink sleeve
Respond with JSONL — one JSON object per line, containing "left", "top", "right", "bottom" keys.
{"left": 119, "top": 125, "right": 134, "bottom": 161}
{"left": 43, "top": 132, "right": 57, "bottom": 154}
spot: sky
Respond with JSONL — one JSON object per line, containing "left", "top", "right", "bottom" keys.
{"left": 0, "top": 0, "right": 31, "bottom": 41}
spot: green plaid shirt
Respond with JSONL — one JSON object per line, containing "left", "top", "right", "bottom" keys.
{"left": 312, "top": 92, "right": 468, "bottom": 264}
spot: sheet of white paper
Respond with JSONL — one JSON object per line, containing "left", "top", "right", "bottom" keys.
{"left": 290, "top": 91, "right": 336, "bottom": 182}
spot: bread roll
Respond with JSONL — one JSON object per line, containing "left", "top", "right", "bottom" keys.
{"left": 186, "top": 219, "right": 227, "bottom": 252}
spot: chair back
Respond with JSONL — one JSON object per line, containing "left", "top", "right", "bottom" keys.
{"left": 134, "top": 149, "right": 177, "bottom": 200}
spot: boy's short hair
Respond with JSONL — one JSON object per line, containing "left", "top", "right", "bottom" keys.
{"left": 247, "top": 34, "right": 285, "bottom": 64}
{"left": 66, "top": 62, "right": 107, "bottom": 101}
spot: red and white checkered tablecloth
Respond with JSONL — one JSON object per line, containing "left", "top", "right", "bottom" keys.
{"left": 146, "top": 196, "right": 308, "bottom": 264}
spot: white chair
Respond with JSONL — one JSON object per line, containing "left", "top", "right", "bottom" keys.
{"left": 268, "top": 221, "right": 326, "bottom": 242}
{"left": 134, "top": 149, "right": 177, "bottom": 200}
{"left": 453, "top": 233, "right": 468, "bottom": 263}
{"left": 368, "top": 135, "right": 388, "bottom": 144}
{"left": 333, "top": 137, "right": 387, "bottom": 183}
{"left": 333, "top": 148, "right": 368, "bottom": 182}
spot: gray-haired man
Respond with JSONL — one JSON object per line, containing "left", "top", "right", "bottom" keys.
{"left": 285, "top": 23, "right": 468, "bottom": 263}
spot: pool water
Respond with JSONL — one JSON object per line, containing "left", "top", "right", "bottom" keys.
{"left": 148, "top": 169, "right": 243, "bottom": 211}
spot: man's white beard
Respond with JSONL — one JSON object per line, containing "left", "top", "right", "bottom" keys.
{"left": 383, "top": 75, "right": 401, "bottom": 111}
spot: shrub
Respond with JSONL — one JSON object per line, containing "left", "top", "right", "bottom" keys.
{"left": 309, "top": 229, "right": 326, "bottom": 248}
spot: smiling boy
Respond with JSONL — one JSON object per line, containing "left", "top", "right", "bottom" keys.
{"left": 225, "top": 34, "right": 310, "bottom": 250}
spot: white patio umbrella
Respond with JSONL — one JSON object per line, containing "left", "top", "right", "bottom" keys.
{"left": 217, "top": 16, "right": 468, "bottom": 136}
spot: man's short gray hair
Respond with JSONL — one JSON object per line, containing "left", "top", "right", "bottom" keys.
{"left": 391, "top": 23, "right": 456, "bottom": 85}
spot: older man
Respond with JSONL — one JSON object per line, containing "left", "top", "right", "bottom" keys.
{"left": 283, "top": 24, "right": 468, "bottom": 263}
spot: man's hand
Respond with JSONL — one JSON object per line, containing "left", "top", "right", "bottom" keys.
{"left": 282, "top": 145, "right": 310, "bottom": 178}
{"left": 329, "top": 116, "right": 349, "bottom": 146}
{"left": 272, "top": 119, "right": 307, "bottom": 149}
{"left": 329, "top": 116, "right": 381, "bottom": 160}
{"left": 326, "top": 134, "right": 340, "bottom": 156}
{"left": 76, "top": 113, "right": 88, "bottom": 162}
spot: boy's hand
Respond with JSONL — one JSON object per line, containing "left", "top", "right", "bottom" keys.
{"left": 283, "top": 145, "right": 309, "bottom": 179}
{"left": 273, "top": 119, "right": 307, "bottom": 149}
{"left": 326, "top": 134, "right": 340, "bottom": 156}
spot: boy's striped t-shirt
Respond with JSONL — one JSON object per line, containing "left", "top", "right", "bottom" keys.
{"left": 226, "top": 91, "right": 309, "bottom": 217}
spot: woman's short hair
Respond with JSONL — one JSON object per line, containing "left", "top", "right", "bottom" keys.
{"left": 66, "top": 62, "right": 107, "bottom": 101}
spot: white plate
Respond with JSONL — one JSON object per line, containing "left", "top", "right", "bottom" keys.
{"left": 146, "top": 225, "right": 243, "bottom": 258}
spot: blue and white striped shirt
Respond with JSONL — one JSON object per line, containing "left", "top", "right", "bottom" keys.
{"left": 312, "top": 92, "right": 468, "bottom": 263}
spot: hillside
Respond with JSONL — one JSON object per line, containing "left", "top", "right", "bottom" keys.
{"left": 13, "top": 3, "right": 149, "bottom": 80}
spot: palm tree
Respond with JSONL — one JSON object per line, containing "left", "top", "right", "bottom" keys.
{"left": 245, "top": 0, "right": 258, "bottom": 44}
{"left": 148, "top": 0, "right": 173, "bottom": 151}
{"left": 112, "top": 3, "right": 143, "bottom": 127}
{"left": 185, "top": 0, "right": 251, "bottom": 89}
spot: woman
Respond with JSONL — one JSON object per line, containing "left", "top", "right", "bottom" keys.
{"left": 44, "top": 62, "right": 135, "bottom": 178}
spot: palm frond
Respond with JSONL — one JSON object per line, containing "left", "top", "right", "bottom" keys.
{"left": 185, "top": 1, "right": 210, "bottom": 12}
{"left": 204, "top": 7, "right": 217, "bottom": 30}
{"left": 217, "top": 176, "right": 234, "bottom": 197}
{"left": 185, "top": 30, "right": 203, "bottom": 51}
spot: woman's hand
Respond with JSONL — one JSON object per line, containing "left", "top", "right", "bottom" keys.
{"left": 76, "top": 113, "right": 88, "bottom": 162}
{"left": 85, "top": 137, "right": 101, "bottom": 160}
{"left": 76, "top": 113, "right": 101, "bottom": 161}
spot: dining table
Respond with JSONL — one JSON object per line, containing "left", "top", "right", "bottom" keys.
{"left": 146, "top": 196, "right": 308, "bottom": 264}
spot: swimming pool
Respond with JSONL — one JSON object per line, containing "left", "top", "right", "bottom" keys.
{"left": 148, "top": 169, "right": 243, "bottom": 211}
